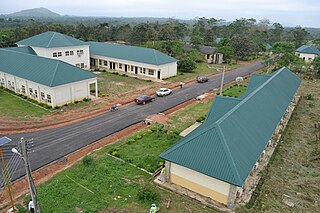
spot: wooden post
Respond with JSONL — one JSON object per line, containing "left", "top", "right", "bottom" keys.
{"left": 0, "top": 148, "right": 15, "bottom": 210}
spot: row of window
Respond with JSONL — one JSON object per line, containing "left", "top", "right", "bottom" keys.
{"left": 0, "top": 78, "right": 52, "bottom": 103}
{"left": 98, "top": 60, "right": 156, "bottom": 76}
{"left": 53, "top": 49, "right": 84, "bottom": 58}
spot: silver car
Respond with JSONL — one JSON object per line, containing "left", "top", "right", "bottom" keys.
{"left": 156, "top": 88, "right": 173, "bottom": 96}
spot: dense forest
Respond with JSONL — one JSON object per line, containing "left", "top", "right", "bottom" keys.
{"left": 0, "top": 16, "right": 319, "bottom": 71}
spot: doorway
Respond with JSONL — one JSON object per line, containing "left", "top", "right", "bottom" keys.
{"left": 135, "top": 67, "right": 138, "bottom": 75}
{"left": 157, "top": 70, "right": 161, "bottom": 79}
{"left": 125, "top": 65, "right": 128, "bottom": 72}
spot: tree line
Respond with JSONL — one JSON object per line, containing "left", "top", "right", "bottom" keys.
{"left": 0, "top": 17, "right": 317, "bottom": 68}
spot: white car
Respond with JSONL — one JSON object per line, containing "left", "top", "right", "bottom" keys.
{"left": 156, "top": 88, "right": 172, "bottom": 97}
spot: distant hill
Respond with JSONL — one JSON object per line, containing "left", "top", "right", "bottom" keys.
{"left": 7, "top": 7, "right": 60, "bottom": 18}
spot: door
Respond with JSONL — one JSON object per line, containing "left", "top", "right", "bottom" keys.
{"left": 135, "top": 67, "right": 138, "bottom": 75}
{"left": 157, "top": 70, "right": 161, "bottom": 79}
{"left": 125, "top": 65, "right": 128, "bottom": 72}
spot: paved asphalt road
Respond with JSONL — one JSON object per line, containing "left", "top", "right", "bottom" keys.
{"left": 1, "top": 60, "right": 265, "bottom": 182}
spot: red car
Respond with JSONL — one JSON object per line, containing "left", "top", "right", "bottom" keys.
{"left": 135, "top": 95, "right": 155, "bottom": 105}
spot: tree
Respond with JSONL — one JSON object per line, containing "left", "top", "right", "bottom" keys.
{"left": 231, "top": 33, "right": 257, "bottom": 60}
{"left": 269, "top": 23, "right": 284, "bottom": 43}
{"left": 313, "top": 56, "right": 320, "bottom": 73}
{"left": 272, "top": 41, "right": 295, "bottom": 53}
{"left": 177, "top": 58, "right": 196, "bottom": 72}
{"left": 290, "top": 26, "right": 309, "bottom": 48}
{"left": 217, "top": 45, "right": 235, "bottom": 62}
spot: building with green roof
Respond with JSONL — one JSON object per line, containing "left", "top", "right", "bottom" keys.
{"left": 0, "top": 49, "right": 97, "bottom": 107}
{"left": 295, "top": 45, "right": 320, "bottom": 63}
{"left": 160, "top": 67, "right": 301, "bottom": 207}
{"left": 15, "top": 31, "right": 178, "bottom": 80}
{"left": 16, "top": 31, "right": 91, "bottom": 69}
{"left": 89, "top": 41, "right": 177, "bottom": 80}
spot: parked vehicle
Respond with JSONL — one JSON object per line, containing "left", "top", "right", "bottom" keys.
{"left": 156, "top": 88, "right": 172, "bottom": 97}
{"left": 197, "top": 76, "right": 209, "bottom": 83}
{"left": 135, "top": 95, "right": 155, "bottom": 105}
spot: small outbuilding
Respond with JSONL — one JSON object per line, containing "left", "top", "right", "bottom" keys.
{"left": 160, "top": 67, "right": 301, "bottom": 208}
{"left": 198, "top": 45, "right": 223, "bottom": 64}
{"left": 295, "top": 45, "right": 320, "bottom": 62}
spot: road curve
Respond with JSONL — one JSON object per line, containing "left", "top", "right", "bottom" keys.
{"left": 1, "top": 60, "right": 265, "bottom": 182}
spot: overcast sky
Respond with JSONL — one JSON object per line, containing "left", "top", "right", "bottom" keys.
{"left": 1, "top": 0, "right": 319, "bottom": 27}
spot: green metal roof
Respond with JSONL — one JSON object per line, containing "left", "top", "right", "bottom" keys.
{"left": 296, "top": 45, "right": 320, "bottom": 55}
{"left": 88, "top": 41, "right": 177, "bottom": 66}
{"left": 0, "top": 49, "right": 96, "bottom": 87}
{"left": 160, "top": 67, "right": 301, "bottom": 186}
{"left": 16, "top": 31, "right": 86, "bottom": 48}
{"left": 3, "top": 46, "right": 37, "bottom": 55}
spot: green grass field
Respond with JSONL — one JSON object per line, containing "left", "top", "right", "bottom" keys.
{"left": 221, "top": 84, "right": 247, "bottom": 98}
{"left": 0, "top": 89, "right": 50, "bottom": 119}
{"left": 97, "top": 72, "right": 154, "bottom": 97}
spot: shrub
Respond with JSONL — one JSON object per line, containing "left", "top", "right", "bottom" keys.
{"left": 136, "top": 135, "right": 143, "bottom": 140}
{"left": 196, "top": 115, "right": 207, "bottom": 123}
{"left": 82, "top": 155, "right": 93, "bottom": 166}
{"left": 306, "top": 94, "right": 315, "bottom": 100}
{"left": 111, "top": 151, "right": 120, "bottom": 158}
{"left": 177, "top": 57, "right": 196, "bottom": 73}
{"left": 147, "top": 129, "right": 153, "bottom": 133}
{"left": 83, "top": 98, "right": 91, "bottom": 102}
{"left": 127, "top": 139, "right": 136, "bottom": 145}
{"left": 137, "top": 185, "right": 160, "bottom": 203}
{"left": 54, "top": 106, "right": 60, "bottom": 110}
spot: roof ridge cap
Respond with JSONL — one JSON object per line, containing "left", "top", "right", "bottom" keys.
{"left": 50, "top": 60, "right": 60, "bottom": 86}
{"left": 47, "top": 32, "right": 56, "bottom": 48}
{"left": 153, "top": 49, "right": 159, "bottom": 65}
{"left": 216, "top": 125, "right": 242, "bottom": 185}
{"left": 216, "top": 68, "right": 284, "bottom": 125}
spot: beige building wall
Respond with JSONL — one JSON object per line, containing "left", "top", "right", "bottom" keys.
{"left": 296, "top": 52, "right": 318, "bottom": 63}
{"left": 170, "top": 163, "right": 230, "bottom": 205}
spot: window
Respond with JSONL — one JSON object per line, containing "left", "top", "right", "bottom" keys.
{"left": 131, "top": 66, "right": 134, "bottom": 71}
{"left": 104, "top": 61, "right": 108, "bottom": 66}
{"left": 47, "top": 94, "right": 52, "bottom": 103}
{"left": 58, "top": 52, "right": 62, "bottom": 57}
{"left": 41, "top": 92, "right": 45, "bottom": 100}
{"left": 65, "top": 51, "right": 70, "bottom": 56}
{"left": 308, "top": 57, "right": 312, "bottom": 61}
{"left": 8, "top": 80, "right": 11, "bottom": 86}
{"left": 76, "top": 63, "right": 81, "bottom": 67}
{"left": 77, "top": 50, "right": 84, "bottom": 55}
{"left": 119, "top": 63, "right": 122, "bottom": 69}
{"left": 99, "top": 60, "right": 102, "bottom": 65}
{"left": 70, "top": 51, "right": 74, "bottom": 55}
{"left": 53, "top": 52, "right": 57, "bottom": 57}
{"left": 80, "top": 63, "right": 85, "bottom": 68}
{"left": 143, "top": 68, "right": 146, "bottom": 74}
{"left": 148, "top": 69, "right": 155, "bottom": 76}
{"left": 21, "top": 85, "right": 26, "bottom": 94}
{"left": 29, "top": 88, "right": 33, "bottom": 96}
{"left": 34, "top": 90, "right": 38, "bottom": 98}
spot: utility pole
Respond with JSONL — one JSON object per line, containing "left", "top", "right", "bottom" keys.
{"left": 219, "top": 66, "right": 226, "bottom": 96}
{"left": 0, "top": 148, "right": 15, "bottom": 210}
{"left": 19, "top": 137, "right": 40, "bottom": 213}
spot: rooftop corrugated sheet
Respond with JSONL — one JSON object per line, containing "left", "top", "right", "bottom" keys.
{"left": 88, "top": 41, "right": 177, "bottom": 66}
{"left": 198, "top": 45, "right": 217, "bottom": 54}
{"left": 0, "top": 49, "right": 96, "bottom": 87}
{"left": 16, "top": 31, "right": 86, "bottom": 48}
{"left": 296, "top": 45, "right": 320, "bottom": 55}
{"left": 160, "top": 67, "right": 301, "bottom": 186}
{"left": 3, "top": 46, "right": 37, "bottom": 55}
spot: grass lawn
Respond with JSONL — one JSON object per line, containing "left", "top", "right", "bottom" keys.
{"left": 97, "top": 72, "right": 154, "bottom": 97}
{"left": 167, "top": 63, "right": 240, "bottom": 82}
{"left": 15, "top": 100, "right": 217, "bottom": 212}
{"left": 220, "top": 84, "right": 247, "bottom": 98}
{"left": 104, "top": 100, "right": 213, "bottom": 173}
{"left": 0, "top": 89, "right": 50, "bottom": 119}
{"left": 237, "top": 79, "right": 320, "bottom": 212}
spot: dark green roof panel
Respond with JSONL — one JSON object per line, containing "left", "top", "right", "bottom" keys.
{"left": 16, "top": 31, "right": 86, "bottom": 48}
{"left": 296, "top": 45, "right": 320, "bottom": 55}
{"left": 88, "top": 41, "right": 177, "bottom": 66}
{"left": 3, "top": 46, "right": 37, "bottom": 55}
{"left": 160, "top": 67, "right": 301, "bottom": 186}
{"left": 0, "top": 49, "right": 96, "bottom": 87}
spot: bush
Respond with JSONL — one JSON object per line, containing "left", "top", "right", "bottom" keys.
{"left": 127, "top": 138, "right": 136, "bottom": 145}
{"left": 136, "top": 135, "right": 143, "bottom": 140}
{"left": 137, "top": 185, "right": 160, "bottom": 203}
{"left": 306, "top": 94, "right": 315, "bottom": 100}
{"left": 147, "top": 129, "right": 153, "bottom": 133}
{"left": 83, "top": 98, "right": 91, "bottom": 102}
{"left": 196, "top": 115, "right": 207, "bottom": 123}
{"left": 82, "top": 155, "right": 93, "bottom": 166}
{"left": 177, "top": 57, "right": 196, "bottom": 72}
{"left": 111, "top": 151, "right": 120, "bottom": 157}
